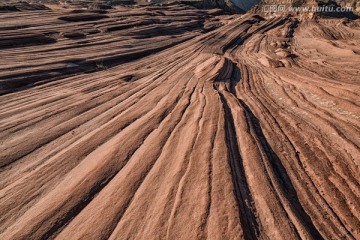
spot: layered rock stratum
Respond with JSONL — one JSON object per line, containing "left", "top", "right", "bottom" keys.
{"left": 0, "top": 1, "right": 359, "bottom": 240}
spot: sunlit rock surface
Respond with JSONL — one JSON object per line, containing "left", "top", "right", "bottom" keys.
{"left": 0, "top": 1, "right": 359, "bottom": 240}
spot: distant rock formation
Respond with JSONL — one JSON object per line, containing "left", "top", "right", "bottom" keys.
{"left": 137, "top": 0, "right": 260, "bottom": 13}
{"left": 179, "top": 0, "right": 245, "bottom": 13}
{"left": 231, "top": 0, "right": 261, "bottom": 11}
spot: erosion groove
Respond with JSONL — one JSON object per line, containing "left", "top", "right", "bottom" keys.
{"left": 0, "top": 2, "right": 359, "bottom": 240}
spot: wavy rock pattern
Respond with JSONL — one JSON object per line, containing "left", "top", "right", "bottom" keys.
{"left": 0, "top": 3, "right": 359, "bottom": 240}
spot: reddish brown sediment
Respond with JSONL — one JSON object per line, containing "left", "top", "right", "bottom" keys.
{"left": 0, "top": 3, "right": 359, "bottom": 240}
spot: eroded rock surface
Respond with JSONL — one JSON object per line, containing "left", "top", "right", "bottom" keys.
{"left": 0, "top": 3, "right": 359, "bottom": 240}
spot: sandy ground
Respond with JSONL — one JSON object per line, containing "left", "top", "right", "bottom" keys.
{"left": 0, "top": 3, "right": 359, "bottom": 240}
